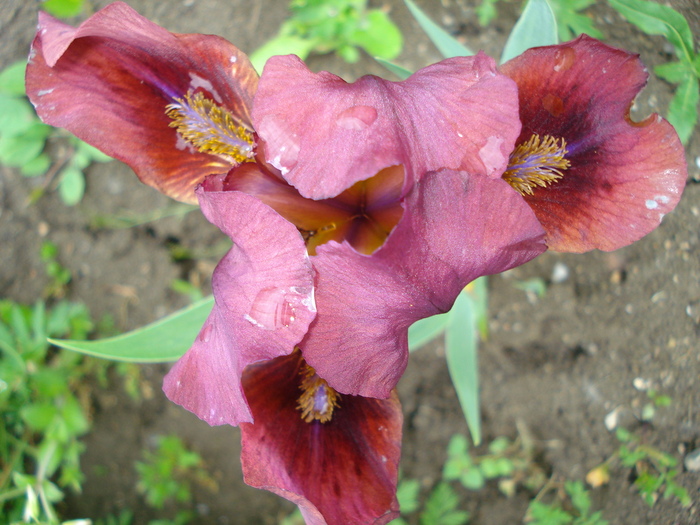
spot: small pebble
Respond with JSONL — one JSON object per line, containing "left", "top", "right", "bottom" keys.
{"left": 686, "top": 301, "right": 700, "bottom": 322}
{"left": 633, "top": 377, "right": 652, "bottom": 391}
{"left": 684, "top": 448, "right": 700, "bottom": 472}
{"left": 605, "top": 406, "right": 622, "bottom": 431}
{"left": 650, "top": 291, "right": 667, "bottom": 303}
{"left": 551, "top": 261, "right": 569, "bottom": 283}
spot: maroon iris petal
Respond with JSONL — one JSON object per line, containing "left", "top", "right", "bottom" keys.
{"left": 241, "top": 352, "right": 402, "bottom": 525}
{"left": 500, "top": 35, "right": 687, "bottom": 252}
{"left": 162, "top": 184, "right": 316, "bottom": 425}
{"left": 253, "top": 53, "right": 521, "bottom": 200}
{"left": 26, "top": 2, "right": 258, "bottom": 204}
{"left": 302, "top": 170, "right": 547, "bottom": 398}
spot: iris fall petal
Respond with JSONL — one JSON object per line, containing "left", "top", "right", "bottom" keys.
{"left": 162, "top": 185, "right": 316, "bottom": 425}
{"left": 241, "top": 352, "right": 402, "bottom": 525}
{"left": 26, "top": 2, "right": 258, "bottom": 204}
{"left": 500, "top": 35, "right": 687, "bottom": 252}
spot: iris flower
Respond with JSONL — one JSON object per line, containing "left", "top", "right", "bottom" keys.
{"left": 26, "top": 1, "right": 547, "bottom": 401}
{"left": 498, "top": 35, "right": 687, "bottom": 252}
{"left": 26, "top": 3, "right": 548, "bottom": 523}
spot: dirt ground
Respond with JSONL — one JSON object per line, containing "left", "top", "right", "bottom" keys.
{"left": 1, "top": 0, "right": 699, "bottom": 523}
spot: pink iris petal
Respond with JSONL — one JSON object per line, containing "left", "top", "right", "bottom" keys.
{"left": 162, "top": 184, "right": 316, "bottom": 426}
{"left": 241, "top": 352, "right": 402, "bottom": 525}
{"left": 253, "top": 53, "right": 521, "bottom": 200}
{"left": 500, "top": 35, "right": 687, "bottom": 252}
{"left": 303, "top": 170, "right": 547, "bottom": 398}
{"left": 26, "top": 2, "right": 258, "bottom": 204}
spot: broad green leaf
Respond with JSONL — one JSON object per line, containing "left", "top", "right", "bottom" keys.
{"left": 445, "top": 291, "right": 481, "bottom": 445}
{"left": 408, "top": 312, "right": 449, "bottom": 352}
{"left": 501, "top": 0, "right": 558, "bottom": 64}
{"left": 608, "top": 0, "right": 696, "bottom": 66}
{"left": 466, "top": 276, "right": 489, "bottom": 340}
{"left": 49, "top": 296, "right": 214, "bottom": 362}
{"left": 0, "top": 60, "right": 28, "bottom": 96}
{"left": 352, "top": 9, "right": 403, "bottom": 59}
{"left": 250, "top": 35, "right": 317, "bottom": 74}
{"left": 374, "top": 57, "right": 413, "bottom": 80}
{"left": 404, "top": 0, "right": 473, "bottom": 58}
{"left": 667, "top": 73, "right": 698, "bottom": 145}
{"left": 58, "top": 167, "right": 85, "bottom": 206}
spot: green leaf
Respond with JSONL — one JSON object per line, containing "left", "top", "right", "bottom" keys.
{"left": 459, "top": 467, "right": 485, "bottom": 490}
{"left": 514, "top": 277, "right": 547, "bottom": 298}
{"left": 446, "top": 434, "right": 469, "bottom": 457}
{"left": 466, "top": 276, "right": 489, "bottom": 340}
{"left": 58, "top": 167, "right": 86, "bottom": 206}
{"left": 445, "top": 291, "right": 481, "bottom": 445}
{"left": 0, "top": 122, "right": 51, "bottom": 167}
{"left": 42, "top": 0, "right": 85, "bottom": 18}
{"left": 527, "top": 501, "right": 573, "bottom": 524}
{"left": 420, "top": 482, "right": 469, "bottom": 525}
{"left": 487, "top": 436, "right": 510, "bottom": 454}
{"left": 249, "top": 35, "right": 318, "bottom": 74}
{"left": 0, "top": 61, "right": 28, "bottom": 96}
{"left": 547, "top": 0, "right": 602, "bottom": 42}
{"left": 20, "top": 153, "right": 51, "bottom": 177}
{"left": 666, "top": 73, "right": 698, "bottom": 145}
{"left": 654, "top": 61, "right": 691, "bottom": 84}
{"left": 49, "top": 296, "right": 214, "bottom": 362}
{"left": 608, "top": 0, "right": 696, "bottom": 66}
{"left": 60, "top": 395, "right": 90, "bottom": 436}
{"left": 476, "top": 0, "right": 500, "bottom": 27}
{"left": 0, "top": 94, "right": 37, "bottom": 137}
{"left": 396, "top": 479, "right": 421, "bottom": 514}
{"left": 21, "top": 402, "right": 57, "bottom": 432}
{"left": 408, "top": 312, "right": 449, "bottom": 352}
{"left": 565, "top": 480, "right": 591, "bottom": 517}
{"left": 352, "top": 9, "right": 403, "bottom": 59}
{"left": 501, "top": 0, "right": 558, "bottom": 64}
{"left": 404, "top": 0, "right": 473, "bottom": 58}
{"left": 374, "top": 57, "right": 413, "bottom": 80}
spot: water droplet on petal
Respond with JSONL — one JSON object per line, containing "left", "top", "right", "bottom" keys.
{"left": 259, "top": 115, "right": 300, "bottom": 174}
{"left": 553, "top": 47, "right": 576, "bottom": 73}
{"left": 247, "top": 286, "right": 314, "bottom": 330}
{"left": 478, "top": 136, "right": 505, "bottom": 176}
{"left": 542, "top": 93, "right": 564, "bottom": 117}
{"left": 335, "top": 105, "right": 378, "bottom": 130}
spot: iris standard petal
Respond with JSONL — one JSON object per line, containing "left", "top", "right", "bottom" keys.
{"left": 162, "top": 185, "right": 316, "bottom": 426}
{"left": 500, "top": 35, "right": 687, "bottom": 252}
{"left": 253, "top": 53, "right": 521, "bottom": 200}
{"left": 26, "top": 2, "right": 258, "bottom": 204}
{"left": 241, "top": 352, "right": 402, "bottom": 525}
{"left": 303, "top": 170, "right": 547, "bottom": 398}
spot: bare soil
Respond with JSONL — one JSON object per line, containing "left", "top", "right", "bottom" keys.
{"left": 1, "top": 1, "right": 699, "bottom": 524}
